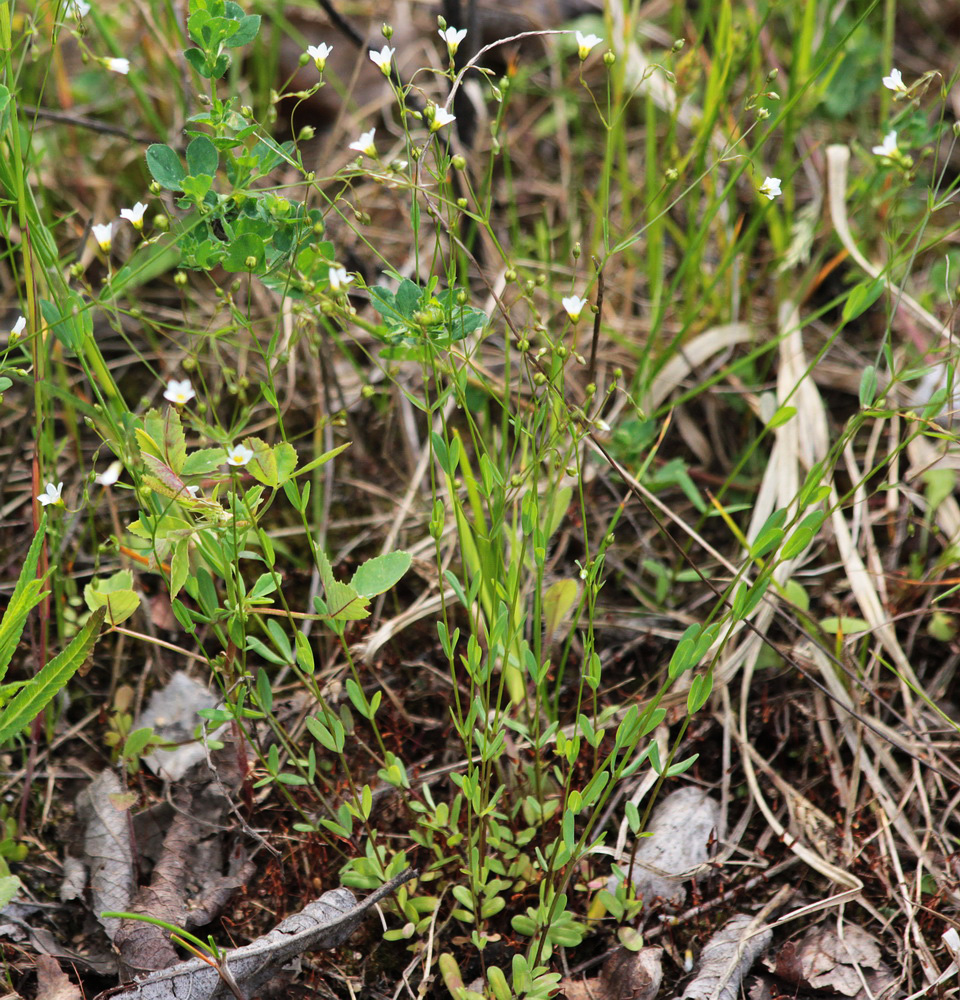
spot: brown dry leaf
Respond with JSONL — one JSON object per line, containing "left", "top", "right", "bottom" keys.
{"left": 91, "top": 869, "right": 417, "bottom": 1000}
{"left": 674, "top": 911, "right": 773, "bottom": 1000}
{"left": 558, "top": 977, "right": 601, "bottom": 1000}
{"left": 616, "top": 787, "right": 720, "bottom": 906}
{"left": 75, "top": 771, "right": 135, "bottom": 942}
{"left": 601, "top": 945, "right": 663, "bottom": 1000}
{"left": 772, "top": 925, "right": 883, "bottom": 997}
{"left": 35, "top": 955, "right": 81, "bottom": 1000}
{"left": 114, "top": 743, "right": 256, "bottom": 979}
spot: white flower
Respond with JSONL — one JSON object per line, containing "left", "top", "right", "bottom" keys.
{"left": 575, "top": 31, "right": 603, "bottom": 61}
{"left": 104, "top": 57, "right": 130, "bottom": 75}
{"left": 369, "top": 45, "right": 395, "bottom": 75}
{"left": 95, "top": 461, "right": 122, "bottom": 486}
{"left": 307, "top": 43, "right": 332, "bottom": 72}
{"left": 91, "top": 222, "right": 113, "bottom": 251}
{"left": 882, "top": 68, "right": 907, "bottom": 94}
{"left": 872, "top": 130, "right": 898, "bottom": 158}
{"left": 349, "top": 127, "right": 377, "bottom": 157}
{"left": 163, "top": 378, "right": 195, "bottom": 405}
{"left": 429, "top": 105, "right": 456, "bottom": 132}
{"left": 11, "top": 315, "right": 26, "bottom": 337}
{"left": 226, "top": 444, "right": 254, "bottom": 467}
{"left": 759, "top": 176, "right": 781, "bottom": 200}
{"left": 37, "top": 482, "right": 63, "bottom": 507}
{"left": 184, "top": 484, "right": 200, "bottom": 497}
{"left": 69, "top": 0, "right": 90, "bottom": 17}
{"left": 439, "top": 26, "right": 467, "bottom": 55}
{"left": 328, "top": 266, "right": 354, "bottom": 291}
{"left": 120, "top": 202, "right": 148, "bottom": 229}
{"left": 562, "top": 294, "right": 589, "bottom": 321}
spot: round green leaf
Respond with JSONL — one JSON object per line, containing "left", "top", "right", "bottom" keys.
{"left": 146, "top": 144, "right": 185, "bottom": 191}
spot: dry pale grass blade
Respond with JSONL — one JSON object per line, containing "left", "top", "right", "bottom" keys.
{"left": 718, "top": 298, "right": 872, "bottom": 920}
{"left": 796, "top": 642, "right": 960, "bottom": 905}
{"left": 905, "top": 435, "right": 960, "bottom": 542}
{"left": 642, "top": 324, "right": 755, "bottom": 413}
{"left": 608, "top": 3, "right": 726, "bottom": 155}
{"left": 356, "top": 586, "right": 458, "bottom": 665}
{"left": 671, "top": 887, "right": 791, "bottom": 1000}
{"left": 826, "top": 145, "right": 952, "bottom": 344}
{"left": 713, "top": 301, "right": 829, "bottom": 746}
{"left": 725, "top": 683, "right": 864, "bottom": 915}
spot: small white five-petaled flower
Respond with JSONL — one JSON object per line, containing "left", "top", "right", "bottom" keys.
{"left": 95, "top": 461, "right": 122, "bottom": 487}
{"left": 307, "top": 43, "right": 332, "bottom": 72}
{"left": 120, "top": 202, "right": 148, "bottom": 230}
{"left": 226, "top": 444, "right": 254, "bottom": 467}
{"left": 92, "top": 223, "right": 113, "bottom": 252}
{"left": 872, "top": 130, "right": 898, "bottom": 158}
{"left": 104, "top": 57, "right": 130, "bottom": 75}
{"left": 575, "top": 31, "right": 603, "bottom": 61}
{"left": 37, "top": 482, "right": 64, "bottom": 507}
{"left": 759, "top": 176, "right": 781, "bottom": 200}
{"left": 562, "top": 295, "right": 589, "bottom": 321}
{"left": 163, "top": 379, "right": 195, "bottom": 405}
{"left": 439, "top": 26, "right": 467, "bottom": 55}
{"left": 349, "top": 128, "right": 377, "bottom": 157}
{"left": 11, "top": 315, "right": 26, "bottom": 337}
{"left": 369, "top": 45, "right": 395, "bottom": 75}
{"left": 882, "top": 68, "right": 907, "bottom": 94}
{"left": 429, "top": 106, "right": 456, "bottom": 132}
{"left": 329, "top": 266, "right": 354, "bottom": 291}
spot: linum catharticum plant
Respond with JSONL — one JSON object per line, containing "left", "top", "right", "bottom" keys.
{"left": 19, "top": 0, "right": 842, "bottom": 994}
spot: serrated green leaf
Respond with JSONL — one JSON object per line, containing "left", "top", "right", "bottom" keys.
{"left": 542, "top": 578, "right": 578, "bottom": 646}
{"left": 0, "top": 514, "right": 50, "bottom": 682}
{"left": 170, "top": 538, "right": 190, "bottom": 601}
{"left": 820, "top": 616, "right": 870, "bottom": 635}
{"left": 350, "top": 551, "right": 411, "bottom": 597}
{"left": 182, "top": 447, "right": 228, "bottom": 476}
{"left": 0, "top": 876, "right": 21, "bottom": 908}
{"left": 0, "top": 607, "right": 106, "bottom": 745}
{"left": 84, "top": 571, "right": 140, "bottom": 626}
{"left": 325, "top": 581, "right": 370, "bottom": 620}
